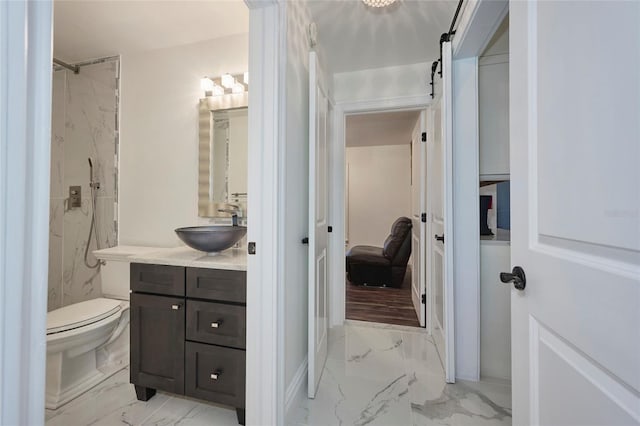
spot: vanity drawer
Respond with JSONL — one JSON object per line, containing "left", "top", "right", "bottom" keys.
{"left": 186, "top": 300, "right": 246, "bottom": 349}
{"left": 186, "top": 268, "right": 246, "bottom": 303}
{"left": 185, "top": 342, "right": 245, "bottom": 408}
{"left": 131, "top": 263, "right": 185, "bottom": 296}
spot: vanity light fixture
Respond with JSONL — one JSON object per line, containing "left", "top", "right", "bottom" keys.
{"left": 221, "top": 73, "right": 235, "bottom": 89}
{"left": 201, "top": 73, "right": 249, "bottom": 98}
{"left": 361, "top": 0, "right": 397, "bottom": 7}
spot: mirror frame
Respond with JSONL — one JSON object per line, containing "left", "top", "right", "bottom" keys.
{"left": 198, "top": 93, "right": 249, "bottom": 218}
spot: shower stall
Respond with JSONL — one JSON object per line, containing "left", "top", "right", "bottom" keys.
{"left": 48, "top": 57, "right": 119, "bottom": 311}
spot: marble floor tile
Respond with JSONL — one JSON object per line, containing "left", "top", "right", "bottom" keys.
{"left": 289, "top": 358, "right": 412, "bottom": 426}
{"left": 292, "top": 323, "right": 512, "bottom": 426}
{"left": 140, "top": 395, "right": 237, "bottom": 426}
{"left": 46, "top": 368, "right": 170, "bottom": 426}
{"left": 45, "top": 323, "right": 511, "bottom": 426}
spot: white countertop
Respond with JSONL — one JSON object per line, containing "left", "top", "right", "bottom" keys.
{"left": 480, "top": 228, "right": 511, "bottom": 245}
{"left": 94, "top": 245, "right": 247, "bottom": 271}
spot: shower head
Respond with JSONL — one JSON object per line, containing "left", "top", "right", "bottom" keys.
{"left": 88, "top": 157, "right": 95, "bottom": 184}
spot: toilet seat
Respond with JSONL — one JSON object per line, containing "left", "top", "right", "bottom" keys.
{"left": 47, "top": 298, "right": 122, "bottom": 335}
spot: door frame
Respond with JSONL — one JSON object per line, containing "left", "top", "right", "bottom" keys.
{"left": 244, "top": 0, "right": 286, "bottom": 424}
{"left": 329, "top": 94, "right": 432, "bottom": 329}
{"left": 0, "top": 1, "right": 54, "bottom": 424}
{"left": 2, "top": 1, "right": 287, "bottom": 424}
{"left": 446, "top": 0, "right": 509, "bottom": 381}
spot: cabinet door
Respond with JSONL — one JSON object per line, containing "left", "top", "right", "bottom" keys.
{"left": 186, "top": 300, "right": 246, "bottom": 349}
{"left": 130, "top": 293, "right": 185, "bottom": 394}
{"left": 185, "top": 342, "right": 245, "bottom": 408}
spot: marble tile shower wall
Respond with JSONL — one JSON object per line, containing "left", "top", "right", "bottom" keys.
{"left": 48, "top": 59, "right": 119, "bottom": 311}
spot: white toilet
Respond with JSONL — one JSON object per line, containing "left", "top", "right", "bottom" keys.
{"left": 46, "top": 258, "right": 131, "bottom": 409}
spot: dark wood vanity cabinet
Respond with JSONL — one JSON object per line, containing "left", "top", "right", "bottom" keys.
{"left": 130, "top": 263, "right": 246, "bottom": 425}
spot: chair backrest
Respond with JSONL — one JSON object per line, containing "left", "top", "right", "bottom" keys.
{"left": 382, "top": 217, "right": 412, "bottom": 265}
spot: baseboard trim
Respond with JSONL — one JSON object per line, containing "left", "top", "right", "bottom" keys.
{"left": 285, "top": 356, "right": 308, "bottom": 414}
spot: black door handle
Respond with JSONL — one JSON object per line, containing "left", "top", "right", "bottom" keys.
{"left": 500, "top": 266, "right": 526, "bottom": 291}
{"left": 434, "top": 234, "right": 444, "bottom": 243}
{"left": 301, "top": 237, "right": 309, "bottom": 245}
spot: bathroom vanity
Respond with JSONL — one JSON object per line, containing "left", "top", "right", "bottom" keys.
{"left": 94, "top": 246, "right": 247, "bottom": 425}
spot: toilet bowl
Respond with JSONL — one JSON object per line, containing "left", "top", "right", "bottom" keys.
{"left": 45, "top": 298, "right": 130, "bottom": 409}
{"left": 46, "top": 255, "right": 133, "bottom": 410}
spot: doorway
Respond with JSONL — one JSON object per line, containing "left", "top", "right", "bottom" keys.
{"left": 344, "top": 110, "right": 422, "bottom": 327}
{"left": 477, "top": 14, "right": 511, "bottom": 386}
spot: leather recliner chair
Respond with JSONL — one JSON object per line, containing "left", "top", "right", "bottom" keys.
{"left": 346, "top": 217, "right": 412, "bottom": 288}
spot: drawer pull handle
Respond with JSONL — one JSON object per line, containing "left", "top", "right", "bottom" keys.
{"left": 210, "top": 369, "right": 223, "bottom": 380}
{"left": 211, "top": 320, "right": 224, "bottom": 328}
{"left": 171, "top": 304, "right": 182, "bottom": 310}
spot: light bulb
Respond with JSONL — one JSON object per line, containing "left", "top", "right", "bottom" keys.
{"left": 200, "top": 77, "right": 214, "bottom": 92}
{"left": 212, "top": 83, "right": 225, "bottom": 96}
{"left": 221, "top": 74, "right": 235, "bottom": 89}
{"left": 232, "top": 82, "right": 246, "bottom": 94}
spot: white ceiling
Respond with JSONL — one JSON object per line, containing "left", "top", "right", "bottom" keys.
{"left": 346, "top": 110, "right": 420, "bottom": 147}
{"left": 307, "top": 0, "right": 459, "bottom": 74}
{"left": 53, "top": 0, "right": 249, "bottom": 63}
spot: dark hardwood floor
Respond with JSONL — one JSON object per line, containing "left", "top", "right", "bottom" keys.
{"left": 345, "top": 268, "right": 421, "bottom": 327}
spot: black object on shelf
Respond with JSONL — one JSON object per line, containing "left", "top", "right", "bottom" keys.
{"left": 480, "top": 195, "right": 494, "bottom": 236}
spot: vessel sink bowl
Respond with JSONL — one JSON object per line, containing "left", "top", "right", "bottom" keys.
{"left": 175, "top": 226, "right": 247, "bottom": 253}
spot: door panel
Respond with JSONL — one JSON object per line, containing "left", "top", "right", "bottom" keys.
{"left": 410, "top": 112, "right": 427, "bottom": 327}
{"left": 511, "top": 2, "right": 640, "bottom": 424}
{"left": 428, "top": 99, "right": 445, "bottom": 362}
{"left": 308, "top": 51, "right": 329, "bottom": 398}
{"left": 130, "top": 293, "right": 185, "bottom": 395}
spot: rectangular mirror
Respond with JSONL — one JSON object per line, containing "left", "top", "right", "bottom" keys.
{"left": 198, "top": 98, "right": 248, "bottom": 218}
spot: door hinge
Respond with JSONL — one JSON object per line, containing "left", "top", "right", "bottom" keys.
{"left": 248, "top": 242, "right": 256, "bottom": 255}
{"left": 421, "top": 294, "right": 426, "bottom": 304}
{"left": 421, "top": 132, "right": 427, "bottom": 142}
{"left": 421, "top": 213, "right": 427, "bottom": 223}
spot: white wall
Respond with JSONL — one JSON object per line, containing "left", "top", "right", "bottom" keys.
{"left": 346, "top": 145, "right": 412, "bottom": 249}
{"left": 480, "top": 243, "right": 511, "bottom": 381}
{"left": 334, "top": 62, "right": 432, "bottom": 103}
{"left": 452, "top": 57, "right": 481, "bottom": 381}
{"left": 282, "top": 0, "right": 312, "bottom": 402}
{"left": 118, "top": 34, "right": 248, "bottom": 247}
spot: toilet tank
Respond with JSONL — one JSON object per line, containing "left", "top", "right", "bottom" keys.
{"left": 94, "top": 246, "right": 160, "bottom": 300}
{"left": 100, "top": 259, "right": 131, "bottom": 300}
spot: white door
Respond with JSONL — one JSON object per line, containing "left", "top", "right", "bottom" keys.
{"left": 510, "top": 2, "right": 640, "bottom": 425}
{"left": 308, "top": 51, "right": 329, "bottom": 398}
{"left": 411, "top": 111, "right": 427, "bottom": 327}
{"left": 428, "top": 41, "right": 455, "bottom": 383}
{"left": 427, "top": 97, "right": 445, "bottom": 365}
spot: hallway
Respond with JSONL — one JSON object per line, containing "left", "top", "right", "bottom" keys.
{"left": 288, "top": 322, "right": 511, "bottom": 425}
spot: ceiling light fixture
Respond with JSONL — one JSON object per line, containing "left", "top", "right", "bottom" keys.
{"left": 361, "top": 0, "right": 397, "bottom": 8}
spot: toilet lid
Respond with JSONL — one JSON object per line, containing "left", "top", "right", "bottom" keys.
{"left": 47, "top": 298, "right": 122, "bottom": 335}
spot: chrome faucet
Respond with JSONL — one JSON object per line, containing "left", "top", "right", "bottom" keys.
{"left": 218, "top": 204, "right": 242, "bottom": 226}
